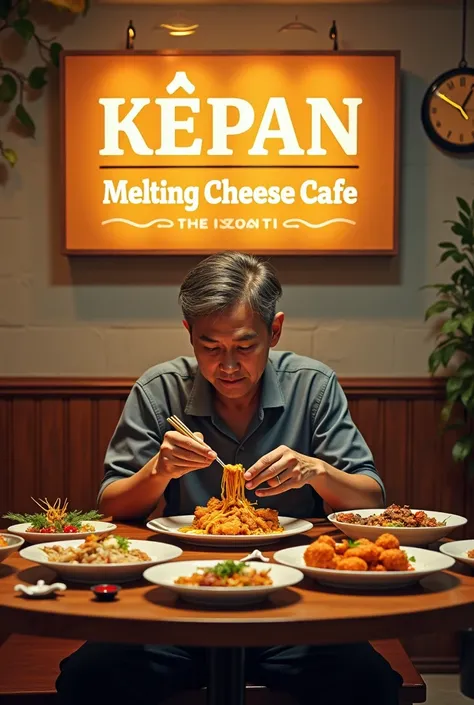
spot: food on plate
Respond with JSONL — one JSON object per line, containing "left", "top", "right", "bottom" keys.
{"left": 335, "top": 504, "right": 444, "bottom": 528}
{"left": 3, "top": 497, "right": 103, "bottom": 534}
{"left": 41, "top": 534, "right": 151, "bottom": 564}
{"left": 304, "top": 533, "right": 415, "bottom": 572}
{"left": 174, "top": 560, "right": 273, "bottom": 587}
{"left": 0, "top": 536, "right": 8, "bottom": 547}
{"left": 467, "top": 549, "right": 474, "bottom": 559}
{"left": 178, "top": 463, "right": 283, "bottom": 536}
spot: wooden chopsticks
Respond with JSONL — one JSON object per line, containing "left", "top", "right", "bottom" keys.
{"left": 166, "top": 415, "right": 226, "bottom": 468}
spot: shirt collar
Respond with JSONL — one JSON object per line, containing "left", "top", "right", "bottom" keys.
{"left": 185, "top": 358, "right": 285, "bottom": 417}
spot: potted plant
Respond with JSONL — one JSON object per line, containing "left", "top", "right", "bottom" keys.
{"left": 423, "top": 197, "right": 474, "bottom": 475}
{"left": 0, "top": 0, "right": 87, "bottom": 167}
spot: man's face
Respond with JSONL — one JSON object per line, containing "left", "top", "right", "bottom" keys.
{"left": 185, "top": 303, "right": 283, "bottom": 400}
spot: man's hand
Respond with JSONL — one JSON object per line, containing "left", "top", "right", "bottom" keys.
{"left": 244, "top": 446, "right": 321, "bottom": 497}
{"left": 154, "top": 431, "right": 216, "bottom": 479}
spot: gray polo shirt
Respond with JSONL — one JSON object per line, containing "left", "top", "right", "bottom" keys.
{"left": 100, "top": 351, "right": 384, "bottom": 519}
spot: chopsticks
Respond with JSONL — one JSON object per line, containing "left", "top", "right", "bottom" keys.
{"left": 166, "top": 415, "right": 226, "bottom": 468}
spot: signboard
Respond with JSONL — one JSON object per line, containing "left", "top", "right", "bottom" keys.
{"left": 61, "top": 51, "right": 399, "bottom": 255}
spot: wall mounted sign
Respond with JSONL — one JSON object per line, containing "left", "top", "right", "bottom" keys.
{"left": 61, "top": 51, "right": 400, "bottom": 255}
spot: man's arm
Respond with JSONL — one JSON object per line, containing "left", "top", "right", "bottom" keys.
{"left": 245, "top": 372, "right": 384, "bottom": 511}
{"left": 98, "top": 382, "right": 166, "bottom": 520}
{"left": 308, "top": 372, "right": 384, "bottom": 510}
{"left": 98, "top": 382, "right": 216, "bottom": 520}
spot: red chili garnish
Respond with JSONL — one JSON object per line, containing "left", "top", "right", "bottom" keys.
{"left": 94, "top": 585, "right": 117, "bottom": 593}
{"left": 39, "top": 527, "right": 55, "bottom": 533}
{"left": 63, "top": 525, "right": 78, "bottom": 533}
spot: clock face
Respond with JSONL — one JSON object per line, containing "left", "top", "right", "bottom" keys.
{"left": 421, "top": 67, "right": 474, "bottom": 154}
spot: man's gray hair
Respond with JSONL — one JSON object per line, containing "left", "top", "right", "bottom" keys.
{"left": 179, "top": 251, "right": 282, "bottom": 329}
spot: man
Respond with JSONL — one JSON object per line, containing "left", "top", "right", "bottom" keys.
{"left": 56, "top": 251, "right": 401, "bottom": 705}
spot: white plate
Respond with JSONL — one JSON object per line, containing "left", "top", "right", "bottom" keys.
{"left": 273, "top": 545, "right": 455, "bottom": 590}
{"left": 439, "top": 540, "right": 474, "bottom": 567}
{"left": 20, "top": 539, "right": 183, "bottom": 583}
{"left": 147, "top": 516, "right": 313, "bottom": 547}
{"left": 143, "top": 559, "right": 304, "bottom": 607}
{"left": 8, "top": 521, "right": 117, "bottom": 544}
{"left": 327, "top": 509, "right": 467, "bottom": 547}
{"left": 0, "top": 533, "right": 24, "bottom": 563}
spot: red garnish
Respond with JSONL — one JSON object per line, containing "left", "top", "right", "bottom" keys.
{"left": 39, "top": 527, "right": 55, "bottom": 533}
{"left": 63, "top": 525, "right": 78, "bottom": 533}
{"left": 93, "top": 585, "right": 117, "bottom": 593}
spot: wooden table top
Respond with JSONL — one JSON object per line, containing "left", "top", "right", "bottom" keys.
{"left": 1, "top": 522, "right": 474, "bottom": 648}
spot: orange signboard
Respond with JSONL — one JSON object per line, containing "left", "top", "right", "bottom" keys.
{"left": 61, "top": 51, "right": 399, "bottom": 255}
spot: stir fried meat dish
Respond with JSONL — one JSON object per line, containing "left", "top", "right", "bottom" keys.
{"left": 335, "top": 504, "right": 443, "bottom": 528}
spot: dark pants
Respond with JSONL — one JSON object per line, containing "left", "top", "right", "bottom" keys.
{"left": 56, "top": 641, "right": 402, "bottom": 705}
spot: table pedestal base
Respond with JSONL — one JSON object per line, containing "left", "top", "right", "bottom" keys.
{"left": 207, "top": 646, "right": 245, "bottom": 705}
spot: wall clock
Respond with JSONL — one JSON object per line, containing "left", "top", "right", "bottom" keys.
{"left": 421, "top": 0, "right": 474, "bottom": 155}
{"left": 421, "top": 66, "right": 474, "bottom": 154}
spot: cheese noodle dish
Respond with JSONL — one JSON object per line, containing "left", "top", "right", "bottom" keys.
{"left": 179, "top": 463, "right": 283, "bottom": 536}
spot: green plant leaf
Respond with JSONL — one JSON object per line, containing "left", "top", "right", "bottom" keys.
{"left": 424, "top": 300, "right": 456, "bottom": 320}
{"left": 0, "top": 74, "right": 17, "bottom": 102}
{"left": 0, "top": 0, "right": 12, "bottom": 19}
{"left": 457, "top": 362, "right": 474, "bottom": 379}
{"left": 438, "top": 242, "right": 457, "bottom": 249}
{"left": 441, "top": 248, "right": 466, "bottom": 263}
{"left": 441, "top": 318, "right": 461, "bottom": 335}
{"left": 17, "top": 0, "right": 29, "bottom": 16}
{"left": 12, "top": 18, "right": 34, "bottom": 41}
{"left": 460, "top": 311, "right": 474, "bottom": 336}
{"left": 457, "top": 197, "right": 471, "bottom": 216}
{"left": 439, "top": 341, "right": 461, "bottom": 367}
{"left": 452, "top": 435, "right": 474, "bottom": 463}
{"left": 28, "top": 66, "right": 48, "bottom": 90}
{"left": 15, "top": 104, "right": 35, "bottom": 134}
{"left": 428, "top": 349, "right": 443, "bottom": 375}
{"left": 441, "top": 401, "right": 454, "bottom": 424}
{"left": 451, "top": 223, "right": 472, "bottom": 239}
{"left": 49, "top": 42, "right": 63, "bottom": 69}
{"left": 446, "top": 375, "right": 464, "bottom": 401}
{"left": 461, "top": 381, "right": 474, "bottom": 408}
{"left": 2, "top": 147, "right": 17, "bottom": 166}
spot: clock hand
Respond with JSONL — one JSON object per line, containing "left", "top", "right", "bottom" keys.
{"left": 461, "top": 84, "right": 474, "bottom": 111}
{"left": 436, "top": 91, "right": 469, "bottom": 120}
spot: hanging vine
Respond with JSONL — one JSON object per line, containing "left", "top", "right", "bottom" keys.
{"left": 0, "top": 0, "right": 88, "bottom": 167}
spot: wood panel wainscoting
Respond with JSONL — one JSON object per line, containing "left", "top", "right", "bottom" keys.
{"left": 0, "top": 376, "right": 472, "bottom": 674}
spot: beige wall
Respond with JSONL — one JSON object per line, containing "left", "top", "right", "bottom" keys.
{"left": 1, "top": 2, "right": 473, "bottom": 377}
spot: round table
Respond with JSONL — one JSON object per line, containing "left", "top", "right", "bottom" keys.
{"left": 1, "top": 522, "right": 474, "bottom": 704}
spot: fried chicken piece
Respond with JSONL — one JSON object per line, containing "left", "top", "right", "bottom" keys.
{"left": 355, "top": 538, "right": 372, "bottom": 545}
{"left": 345, "top": 542, "right": 382, "bottom": 564}
{"left": 304, "top": 541, "right": 336, "bottom": 568}
{"left": 316, "top": 534, "right": 337, "bottom": 549}
{"left": 337, "top": 557, "right": 368, "bottom": 571}
{"left": 213, "top": 516, "right": 243, "bottom": 535}
{"left": 255, "top": 507, "right": 279, "bottom": 523}
{"left": 369, "top": 563, "right": 387, "bottom": 572}
{"left": 335, "top": 539, "right": 349, "bottom": 555}
{"left": 194, "top": 505, "right": 211, "bottom": 520}
{"left": 375, "top": 533, "right": 400, "bottom": 551}
{"left": 255, "top": 508, "right": 280, "bottom": 532}
{"left": 379, "top": 549, "right": 410, "bottom": 572}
